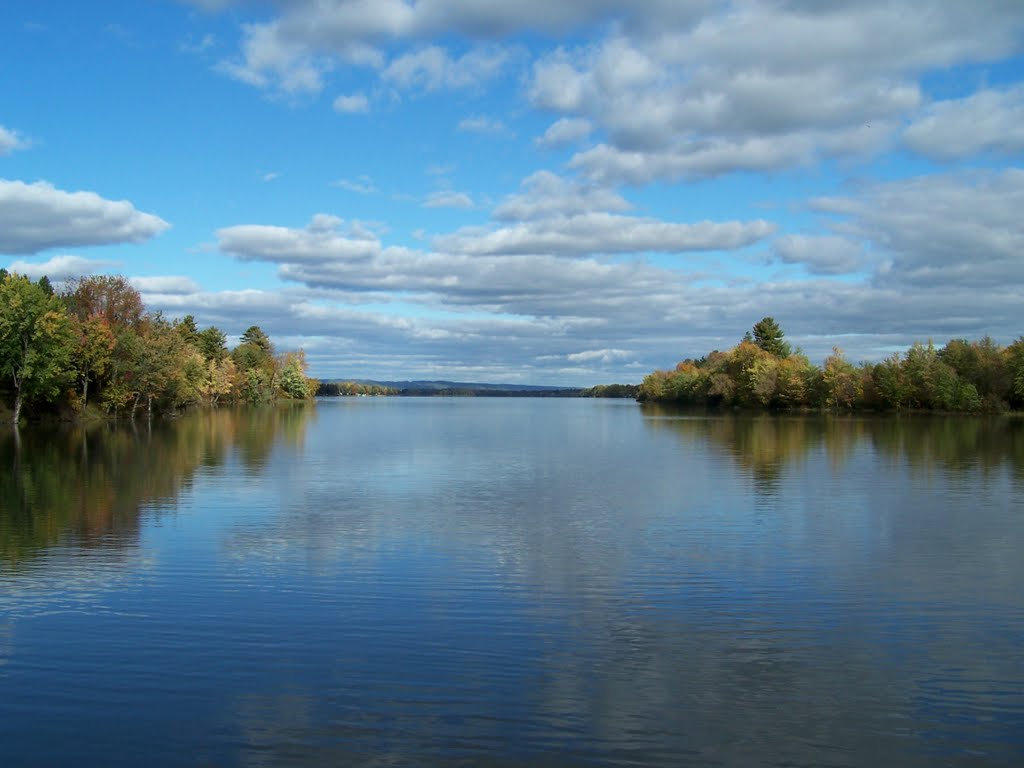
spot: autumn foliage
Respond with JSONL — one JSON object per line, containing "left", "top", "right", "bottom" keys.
{"left": 639, "top": 317, "right": 1024, "bottom": 413}
{"left": 0, "top": 271, "right": 318, "bottom": 423}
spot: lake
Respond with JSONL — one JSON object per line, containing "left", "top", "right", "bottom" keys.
{"left": 1, "top": 399, "right": 1022, "bottom": 766}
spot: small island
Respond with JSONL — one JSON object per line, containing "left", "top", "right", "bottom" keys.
{"left": 638, "top": 317, "right": 1024, "bottom": 413}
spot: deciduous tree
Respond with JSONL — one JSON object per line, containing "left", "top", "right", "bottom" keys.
{"left": 0, "top": 274, "right": 74, "bottom": 423}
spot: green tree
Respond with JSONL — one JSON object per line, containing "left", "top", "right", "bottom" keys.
{"left": 821, "top": 347, "right": 859, "bottom": 409}
{"left": 239, "top": 325, "right": 272, "bottom": 354}
{"left": 1006, "top": 337, "right": 1024, "bottom": 409}
{"left": 201, "top": 357, "right": 235, "bottom": 406}
{"left": 136, "top": 316, "right": 196, "bottom": 416}
{"left": 63, "top": 275, "right": 145, "bottom": 408}
{"left": 102, "top": 326, "right": 143, "bottom": 416}
{"left": 197, "top": 326, "right": 228, "bottom": 362}
{"left": 279, "top": 351, "right": 316, "bottom": 399}
{"left": 0, "top": 274, "right": 75, "bottom": 423}
{"left": 176, "top": 315, "right": 200, "bottom": 347}
{"left": 751, "top": 316, "right": 792, "bottom": 358}
{"left": 872, "top": 354, "right": 910, "bottom": 410}
{"left": 232, "top": 326, "right": 277, "bottom": 403}
{"left": 903, "top": 341, "right": 958, "bottom": 410}
{"left": 70, "top": 314, "right": 116, "bottom": 407}
{"left": 775, "top": 353, "right": 818, "bottom": 408}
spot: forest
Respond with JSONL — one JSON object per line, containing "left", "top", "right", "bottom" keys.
{"left": 638, "top": 317, "right": 1024, "bottom": 413}
{"left": 0, "top": 271, "right": 318, "bottom": 424}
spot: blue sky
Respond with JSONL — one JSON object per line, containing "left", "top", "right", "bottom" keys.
{"left": 2, "top": 1, "right": 1023, "bottom": 385}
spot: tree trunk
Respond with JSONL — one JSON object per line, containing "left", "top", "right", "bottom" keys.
{"left": 12, "top": 387, "right": 22, "bottom": 425}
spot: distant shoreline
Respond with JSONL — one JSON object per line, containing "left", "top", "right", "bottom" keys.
{"left": 316, "top": 380, "right": 641, "bottom": 399}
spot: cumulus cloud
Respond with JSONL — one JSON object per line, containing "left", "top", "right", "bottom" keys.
{"left": 436, "top": 213, "right": 775, "bottom": 257}
{"left": 492, "top": 171, "right": 630, "bottom": 221}
{"left": 218, "top": 214, "right": 381, "bottom": 264}
{"left": 0, "top": 179, "right": 169, "bottom": 255}
{"left": 205, "top": 0, "right": 1024, "bottom": 182}
{"left": 423, "top": 190, "right": 474, "bottom": 209}
{"left": 332, "top": 92, "right": 370, "bottom": 113}
{"left": 811, "top": 169, "right": 1024, "bottom": 290}
{"left": 130, "top": 275, "right": 202, "bottom": 294}
{"left": 903, "top": 86, "right": 1024, "bottom": 160}
{"left": 566, "top": 348, "right": 631, "bottom": 363}
{"left": 216, "top": 19, "right": 354, "bottom": 95}
{"left": 0, "top": 125, "right": 29, "bottom": 155}
{"left": 207, "top": 0, "right": 710, "bottom": 95}
{"left": 5, "top": 254, "right": 119, "bottom": 281}
{"left": 530, "top": 2, "right": 1023, "bottom": 182}
{"left": 535, "top": 117, "right": 592, "bottom": 149}
{"left": 196, "top": 160, "right": 1024, "bottom": 382}
{"left": 774, "top": 235, "right": 868, "bottom": 276}
{"left": 174, "top": 0, "right": 1024, "bottom": 381}
{"left": 382, "top": 45, "right": 510, "bottom": 91}
{"left": 211, "top": 181, "right": 775, "bottom": 349}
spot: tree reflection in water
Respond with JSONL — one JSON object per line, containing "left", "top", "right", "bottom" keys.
{"left": 640, "top": 406, "right": 1024, "bottom": 495}
{"left": 0, "top": 403, "right": 315, "bottom": 569}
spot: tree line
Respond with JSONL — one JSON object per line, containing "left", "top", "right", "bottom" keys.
{"left": 0, "top": 271, "right": 318, "bottom": 423}
{"left": 317, "top": 381, "right": 397, "bottom": 396}
{"left": 638, "top": 316, "right": 1024, "bottom": 413}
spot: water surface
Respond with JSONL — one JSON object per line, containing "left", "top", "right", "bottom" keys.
{"left": 1, "top": 400, "right": 1022, "bottom": 766}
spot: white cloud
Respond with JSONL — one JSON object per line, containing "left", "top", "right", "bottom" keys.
{"left": 206, "top": 1, "right": 1024, "bottom": 184}
{"left": 774, "top": 235, "right": 868, "bottom": 275}
{"left": 333, "top": 92, "right": 370, "bottom": 113}
{"left": 382, "top": 45, "right": 510, "bottom": 91}
{"left": 528, "top": 50, "right": 587, "bottom": 111}
{"left": 436, "top": 213, "right": 775, "bottom": 257}
{"left": 566, "top": 348, "right": 631, "bottom": 363}
{"left": 524, "top": 2, "right": 1024, "bottom": 181}
{"left": 423, "top": 190, "right": 474, "bottom": 209}
{"left": 130, "top": 275, "right": 202, "bottom": 294}
{"left": 0, "top": 179, "right": 169, "bottom": 255}
{"left": 207, "top": 0, "right": 710, "bottom": 96}
{"left": 218, "top": 215, "right": 382, "bottom": 264}
{"left": 163, "top": 1, "right": 1024, "bottom": 382}
{"left": 811, "top": 169, "right": 1024, "bottom": 290}
{"left": 535, "top": 118, "right": 592, "bottom": 149}
{"left": 0, "top": 125, "right": 29, "bottom": 155}
{"left": 492, "top": 171, "right": 629, "bottom": 221}
{"left": 331, "top": 175, "right": 377, "bottom": 194}
{"left": 570, "top": 122, "right": 896, "bottom": 183}
{"left": 5, "top": 254, "right": 119, "bottom": 281}
{"left": 216, "top": 19, "right": 350, "bottom": 95}
{"left": 904, "top": 86, "right": 1024, "bottom": 160}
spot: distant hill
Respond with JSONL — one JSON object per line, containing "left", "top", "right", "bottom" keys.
{"left": 318, "top": 379, "right": 582, "bottom": 397}
{"left": 318, "top": 380, "right": 641, "bottom": 398}
{"left": 382, "top": 380, "right": 577, "bottom": 393}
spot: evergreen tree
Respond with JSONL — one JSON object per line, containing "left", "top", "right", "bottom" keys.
{"left": 751, "top": 316, "right": 792, "bottom": 358}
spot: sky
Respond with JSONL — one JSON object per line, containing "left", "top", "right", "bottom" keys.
{"left": 2, "top": 0, "right": 1023, "bottom": 386}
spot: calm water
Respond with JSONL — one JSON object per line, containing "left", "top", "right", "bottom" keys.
{"left": 1, "top": 399, "right": 1022, "bottom": 767}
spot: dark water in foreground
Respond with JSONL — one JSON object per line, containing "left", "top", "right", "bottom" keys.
{"left": 1, "top": 399, "right": 1022, "bottom": 767}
